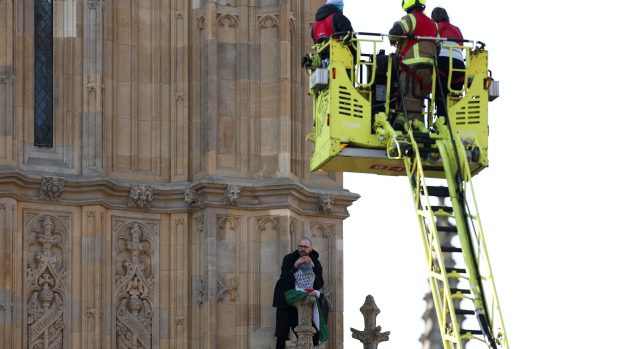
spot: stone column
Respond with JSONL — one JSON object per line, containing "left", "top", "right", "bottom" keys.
{"left": 350, "top": 295, "right": 390, "bottom": 349}
{"left": 291, "top": 294, "right": 317, "bottom": 349}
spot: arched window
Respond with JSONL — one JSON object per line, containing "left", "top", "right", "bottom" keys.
{"left": 34, "top": 0, "right": 53, "bottom": 148}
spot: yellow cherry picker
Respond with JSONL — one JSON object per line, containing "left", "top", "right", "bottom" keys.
{"left": 304, "top": 33, "right": 507, "bottom": 349}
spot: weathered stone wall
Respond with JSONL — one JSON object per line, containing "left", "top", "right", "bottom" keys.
{"left": 0, "top": 0, "right": 353, "bottom": 348}
{"left": 0, "top": 0, "right": 15, "bottom": 167}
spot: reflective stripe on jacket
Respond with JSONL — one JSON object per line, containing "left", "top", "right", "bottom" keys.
{"left": 395, "top": 10, "right": 438, "bottom": 66}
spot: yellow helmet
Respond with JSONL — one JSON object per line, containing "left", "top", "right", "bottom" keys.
{"left": 402, "top": 0, "right": 426, "bottom": 11}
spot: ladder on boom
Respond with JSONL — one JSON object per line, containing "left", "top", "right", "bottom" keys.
{"left": 398, "top": 118, "right": 508, "bottom": 349}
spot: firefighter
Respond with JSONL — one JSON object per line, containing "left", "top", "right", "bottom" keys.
{"left": 432, "top": 6, "right": 465, "bottom": 117}
{"left": 311, "top": 0, "right": 353, "bottom": 44}
{"left": 389, "top": 0, "right": 438, "bottom": 123}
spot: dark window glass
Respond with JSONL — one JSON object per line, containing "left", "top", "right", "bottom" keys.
{"left": 34, "top": 0, "right": 53, "bottom": 148}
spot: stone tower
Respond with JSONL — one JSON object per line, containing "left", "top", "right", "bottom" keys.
{"left": 0, "top": 0, "right": 356, "bottom": 348}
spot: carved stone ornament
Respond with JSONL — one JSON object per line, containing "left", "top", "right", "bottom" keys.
{"left": 86, "top": 81, "right": 97, "bottom": 93}
{"left": 39, "top": 177, "right": 65, "bottom": 201}
{"left": 217, "top": 13, "right": 240, "bottom": 28}
{"left": 128, "top": 184, "right": 154, "bottom": 209}
{"left": 197, "top": 16, "right": 206, "bottom": 30}
{"left": 87, "top": 0, "right": 100, "bottom": 10}
{"left": 26, "top": 216, "right": 68, "bottom": 349}
{"left": 115, "top": 223, "right": 155, "bottom": 349}
{"left": 216, "top": 276, "right": 239, "bottom": 303}
{"left": 221, "top": 184, "right": 241, "bottom": 206}
{"left": 85, "top": 308, "right": 96, "bottom": 318}
{"left": 351, "top": 295, "right": 390, "bottom": 349}
{"left": 184, "top": 187, "right": 200, "bottom": 208}
{"left": 196, "top": 277, "right": 206, "bottom": 306}
{"left": 318, "top": 194, "right": 335, "bottom": 215}
{"left": 257, "top": 14, "right": 279, "bottom": 30}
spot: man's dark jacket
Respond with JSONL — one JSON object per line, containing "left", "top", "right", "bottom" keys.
{"left": 311, "top": 4, "right": 353, "bottom": 43}
{"left": 272, "top": 249, "right": 324, "bottom": 309}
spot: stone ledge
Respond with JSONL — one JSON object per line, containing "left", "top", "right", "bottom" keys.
{"left": 0, "top": 170, "right": 359, "bottom": 216}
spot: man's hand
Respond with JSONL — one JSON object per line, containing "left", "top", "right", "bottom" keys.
{"left": 302, "top": 256, "right": 314, "bottom": 266}
{"left": 294, "top": 256, "right": 314, "bottom": 268}
{"left": 294, "top": 257, "right": 305, "bottom": 268}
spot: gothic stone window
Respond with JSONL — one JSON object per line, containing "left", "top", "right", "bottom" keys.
{"left": 34, "top": 0, "right": 53, "bottom": 148}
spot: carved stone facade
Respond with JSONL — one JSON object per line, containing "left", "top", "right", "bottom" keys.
{"left": 25, "top": 215, "right": 70, "bottom": 349}
{"left": 0, "top": 1, "right": 357, "bottom": 348}
{"left": 114, "top": 222, "right": 158, "bottom": 349}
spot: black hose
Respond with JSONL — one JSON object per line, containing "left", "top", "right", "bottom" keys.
{"left": 433, "top": 58, "right": 464, "bottom": 187}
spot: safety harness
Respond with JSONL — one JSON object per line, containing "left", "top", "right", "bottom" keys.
{"left": 397, "top": 11, "right": 439, "bottom": 91}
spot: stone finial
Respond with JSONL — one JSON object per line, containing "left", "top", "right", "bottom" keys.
{"left": 39, "top": 177, "right": 65, "bottom": 201}
{"left": 318, "top": 194, "right": 334, "bottom": 215}
{"left": 350, "top": 295, "right": 390, "bottom": 349}
{"left": 128, "top": 184, "right": 154, "bottom": 208}
{"left": 222, "top": 185, "right": 241, "bottom": 206}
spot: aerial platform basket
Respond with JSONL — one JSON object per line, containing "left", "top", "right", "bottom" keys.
{"left": 306, "top": 34, "right": 498, "bottom": 178}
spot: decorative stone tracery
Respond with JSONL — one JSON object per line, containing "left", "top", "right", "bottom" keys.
{"left": 25, "top": 215, "right": 68, "bottom": 349}
{"left": 114, "top": 223, "right": 157, "bottom": 349}
{"left": 257, "top": 14, "right": 279, "bottom": 29}
{"left": 216, "top": 276, "right": 239, "bottom": 303}
{"left": 217, "top": 13, "right": 240, "bottom": 28}
{"left": 87, "top": 0, "right": 100, "bottom": 10}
